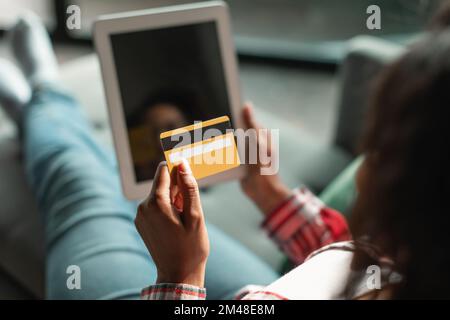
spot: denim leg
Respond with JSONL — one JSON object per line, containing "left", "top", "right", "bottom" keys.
{"left": 23, "top": 87, "right": 153, "bottom": 299}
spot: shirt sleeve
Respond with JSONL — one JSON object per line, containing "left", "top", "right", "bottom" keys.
{"left": 262, "top": 187, "right": 351, "bottom": 265}
{"left": 233, "top": 285, "right": 288, "bottom": 300}
{"left": 141, "top": 283, "right": 206, "bottom": 300}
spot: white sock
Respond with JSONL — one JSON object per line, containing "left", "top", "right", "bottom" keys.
{"left": 9, "top": 12, "right": 59, "bottom": 88}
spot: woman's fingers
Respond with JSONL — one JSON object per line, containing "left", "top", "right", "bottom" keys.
{"left": 169, "top": 167, "right": 183, "bottom": 211}
{"left": 169, "top": 166, "right": 177, "bottom": 202}
{"left": 136, "top": 162, "right": 178, "bottom": 242}
{"left": 243, "top": 102, "right": 254, "bottom": 129}
{"left": 135, "top": 161, "right": 209, "bottom": 288}
{"left": 147, "top": 161, "right": 171, "bottom": 210}
{"left": 243, "top": 102, "right": 260, "bottom": 131}
{"left": 177, "top": 159, "right": 203, "bottom": 225}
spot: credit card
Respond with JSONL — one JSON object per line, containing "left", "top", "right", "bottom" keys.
{"left": 160, "top": 116, "right": 240, "bottom": 180}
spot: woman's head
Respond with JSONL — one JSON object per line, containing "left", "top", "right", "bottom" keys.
{"left": 429, "top": 0, "right": 450, "bottom": 30}
{"left": 349, "top": 31, "right": 450, "bottom": 299}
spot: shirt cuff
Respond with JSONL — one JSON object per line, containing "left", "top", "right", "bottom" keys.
{"left": 261, "top": 187, "right": 333, "bottom": 264}
{"left": 261, "top": 187, "right": 322, "bottom": 239}
{"left": 141, "top": 283, "right": 206, "bottom": 300}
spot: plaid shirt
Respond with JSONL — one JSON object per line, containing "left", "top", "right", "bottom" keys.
{"left": 141, "top": 187, "right": 351, "bottom": 300}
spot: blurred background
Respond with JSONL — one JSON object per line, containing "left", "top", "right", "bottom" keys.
{"left": 0, "top": 0, "right": 445, "bottom": 299}
{"left": 0, "top": 0, "right": 442, "bottom": 142}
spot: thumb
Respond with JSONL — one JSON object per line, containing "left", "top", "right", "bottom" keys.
{"left": 243, "top": 102, "right": 260, "bottom": 130}
{"left": 177, "top": 159, "right": 203, "bottom": 223}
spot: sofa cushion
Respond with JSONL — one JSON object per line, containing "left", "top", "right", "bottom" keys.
{"left": 0, "top": 267, "right": 35, "bottom": 299}
{"left": 0, "top": 125, "right": 44, "bottom": 298}
{"left": 334, "top": 36, "right": 405, "bottom": 155}
{"left": 319, "top": 156, "right": 363, "bottom": 217}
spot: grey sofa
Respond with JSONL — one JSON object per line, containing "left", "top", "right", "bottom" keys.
{"left": 0, "top": 35, "right": 403, "bottom": 299}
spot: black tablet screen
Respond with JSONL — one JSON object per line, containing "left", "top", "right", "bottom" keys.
{"left": 110, "top": 21, "right": 231, "bottom": 182}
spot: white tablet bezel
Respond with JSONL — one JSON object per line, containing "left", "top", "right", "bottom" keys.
{"left": 94, "top": 1, "right": 245, "bottom": 200}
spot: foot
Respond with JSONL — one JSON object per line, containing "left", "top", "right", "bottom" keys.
{"left": 8, "top": 12, "right": 59, "bottom": 88}
{"left": 0, "top": 58, "right": 31, "bottom": 124}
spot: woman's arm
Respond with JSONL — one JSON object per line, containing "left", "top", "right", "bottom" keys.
{"left": 261, "top": 187, "right": 351, "bottom": 265}
{"left": 241, "top": 104, "right": 351, "bottom": 264}
{"left": 137, "top": 105, "right": 351, "bottom": 300}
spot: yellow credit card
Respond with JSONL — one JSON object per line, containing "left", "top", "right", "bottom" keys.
{"left": 160, "top": 116, "right": 240, "bottom": 180}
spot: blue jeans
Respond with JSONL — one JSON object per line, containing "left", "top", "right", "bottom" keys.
{"left": 23, "top": 87, "right": 279, "bottom": 299}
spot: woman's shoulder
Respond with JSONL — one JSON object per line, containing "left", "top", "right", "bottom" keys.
{"left": 262, "top": 241, "right": 401, "bottom": 299}
{"left": 263, "top": 241, "right": 355, "bottom": 299}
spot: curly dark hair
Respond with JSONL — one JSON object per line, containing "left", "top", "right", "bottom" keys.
{"left": 344, "top": 31, "right": 450, "bottom": 299}
{"left": 429, "top": 0, "right": 450, "bottom": 30}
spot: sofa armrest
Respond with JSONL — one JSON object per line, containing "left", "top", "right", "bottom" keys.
{"left": 333, "top": 36, "right": 405, "bottom": 155}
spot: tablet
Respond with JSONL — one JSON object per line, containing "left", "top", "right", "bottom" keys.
{"left": 94, "top": 1, "right": 244, "bottom": 200}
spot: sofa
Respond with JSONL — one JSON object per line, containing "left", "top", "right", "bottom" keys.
{"left": 0, "top": 35, "right": 403, "bottom": 299}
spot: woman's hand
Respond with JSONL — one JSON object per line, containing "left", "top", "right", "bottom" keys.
{"left": 240, "top": 103, "right": 292, "bottom": 216}
{"left": 135, "top": 160, "right": 209, "bottom": 287}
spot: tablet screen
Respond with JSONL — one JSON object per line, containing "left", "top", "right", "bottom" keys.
{"left": 110, "top": 21, "right": 231, "bottom": 182}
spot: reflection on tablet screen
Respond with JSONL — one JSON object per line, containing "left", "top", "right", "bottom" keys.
{"left": 110, "top": 21, "right": 232, "bottom": 183}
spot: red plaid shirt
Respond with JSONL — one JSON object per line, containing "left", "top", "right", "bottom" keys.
{"left": 141, "top": 187, "right": 351, "bottom": 300}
